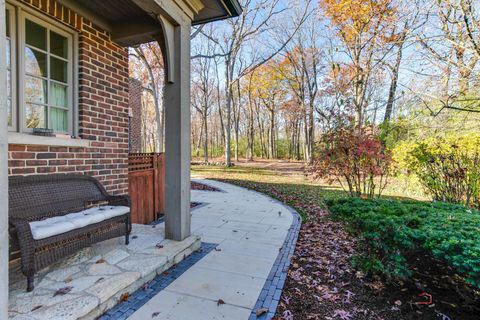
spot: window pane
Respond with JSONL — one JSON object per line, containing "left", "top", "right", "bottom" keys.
{"left": 7, "top": 99, "right": 12, "bottom": 127}
{"left": 6, "top": 38, "right": 10, "bottom": 68}
{"left": 50, "top": 107, "right": 68, "bottom": 132}
{"left": 5, "top": 9, "right": 10, "bottom": 37}
{"left": 50, "top": 83, "right": 68, "bottom": 107}
{"left": 50, "top": 31, "right": 67, "bottom": 58}
{"left": 7, "top": 70, "right": 11, "bottom": 98}
{"left": 25, "top": 19, "right": 47, "bottom": 50}
{"left": 25, "top": 47, "right": 47, "bottom": 77}
{"left": 25, "top": 75, "right": 47, "bottom": 104}
{"left": 25, "top": 103, "right": 46, "bottom": 128}
{"left": 51, "top": 57, "right": 68, "bottom": 83}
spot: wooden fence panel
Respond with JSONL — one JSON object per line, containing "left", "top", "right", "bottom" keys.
{"left": 128, "top": 153, "right": 165, "bottom": 224}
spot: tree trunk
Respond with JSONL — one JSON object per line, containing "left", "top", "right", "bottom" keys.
{"left": 308, "top": 102, "right": 314, "bottom": 164}
{"left": 224, "top": 90, "right": 232, "bottom": 166}
{"left": 384, "top": 38, "right": 404, "bottom": 123}
{"left": 268, "top": 108, "right": 275, "bottom": 159}
{"left": 302, "top": 103, "right": 310, "bottom": 163}
{"left": 203, "top": 109, "right": 208, "bottom": 163}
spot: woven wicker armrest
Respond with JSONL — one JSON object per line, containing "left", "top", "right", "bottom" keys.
{"left": 9, "top": 218, "right": 34, "bottom": 241}
{"left": 107, "top": 195, "right": 131, "bottom": 207}
{"left": 9, "top": 218, "right": 35, "bottom": 274}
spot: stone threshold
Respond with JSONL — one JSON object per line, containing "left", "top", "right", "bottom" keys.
{"left": 8, "top": 224, "right": 201, "bottom": 320}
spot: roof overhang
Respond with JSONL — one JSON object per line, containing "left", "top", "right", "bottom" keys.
{"left": 192, "top": 0, "right": 242, "bottom": 25}
{"left": 59, "top": 0, "right": 241, "bottom": 47}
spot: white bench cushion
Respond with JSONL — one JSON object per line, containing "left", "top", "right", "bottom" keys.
{"left": 29, "top": 206, "right": 129, "bottom": 240}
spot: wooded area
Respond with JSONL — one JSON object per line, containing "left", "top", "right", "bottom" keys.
{"left": 129, "top": 0, "right": 480, "bottom": 167}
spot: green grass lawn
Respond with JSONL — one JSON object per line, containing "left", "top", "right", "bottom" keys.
{"left": 192, "top": 164, "right": 347, "bottom": 221}
{"left": 192, "top": 164, "right": 425, "bottom": 214}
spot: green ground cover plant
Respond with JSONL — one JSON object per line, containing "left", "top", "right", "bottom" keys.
{"left": 328, "top": 197, "right": 480, "bottom": 288}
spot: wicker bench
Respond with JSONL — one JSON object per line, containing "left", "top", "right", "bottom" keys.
{"left": 8, "top": 174, "right": 131, "bottom": 292}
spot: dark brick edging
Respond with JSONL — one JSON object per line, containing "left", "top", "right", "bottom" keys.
{"left": 248, "top": 196, "right": 302, "bottom": 320}
{"left": 99, "top": 243, "right": 217, "bottom": 320}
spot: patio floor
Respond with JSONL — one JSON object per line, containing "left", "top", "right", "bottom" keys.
{"left": 8, "top": 224, "right": 200, "bottom": 320}
{"left": 8, "top": 179, "right": 298, "bottom": 320}
{"left": 127, "top": 179, "right": 295, "bottom": 320}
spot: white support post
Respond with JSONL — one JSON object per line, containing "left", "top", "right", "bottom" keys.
{"left": 163, "top": 20, "right": 192, "bottom": 241}
{"left": 0, "top": 0, "right": 10, "bottom": 317}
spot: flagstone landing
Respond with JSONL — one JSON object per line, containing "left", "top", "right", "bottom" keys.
{"left": 8, "top": 224, "right": 201, "bottom": 320}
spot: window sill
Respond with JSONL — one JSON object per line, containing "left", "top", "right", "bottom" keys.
{"left": 8, "top": 132, "right": 91, "bottom": 148}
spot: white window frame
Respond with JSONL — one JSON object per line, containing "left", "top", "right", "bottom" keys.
{"left": 6, "top": 0, "right": 78, "bottom": 137}
{"left": 6, "top": 3, "right": 16, "bottom": 132}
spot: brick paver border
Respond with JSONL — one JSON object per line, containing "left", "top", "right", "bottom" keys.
{"left": 247, "top": 194, "right": 302, "bottom": 320}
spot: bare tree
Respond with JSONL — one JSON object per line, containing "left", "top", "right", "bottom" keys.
{"left": 130, "top": 45, "right": 165, "bottom": 152}
{"left": 192, "top": 0, "right": 311, "bottom": 166}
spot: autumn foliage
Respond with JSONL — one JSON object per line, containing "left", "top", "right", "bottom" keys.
{"left": 310, "top": 127, "right": 392, "bottom": 198}
{"left": 320, "top": 0, "right": 396, "bottom": 43}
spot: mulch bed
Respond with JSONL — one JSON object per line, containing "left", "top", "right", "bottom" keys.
{"left": 218, "top": 179, "right": 479, "bottom": 320}
{"left": 191, "top": 181, "right": 220, "bottom": 192}
{"left": 274, "top": 216, "right": 479, "bottom": 320}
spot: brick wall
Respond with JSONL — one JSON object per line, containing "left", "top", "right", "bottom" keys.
{"left": 128, "top": 78, "right": 143, "bottom": 153}
{"left": 7, "top": 0, "right": 129, "bottom": 195}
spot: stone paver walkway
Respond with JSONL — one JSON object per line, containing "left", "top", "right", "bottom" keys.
{"left": 8, "top": 225, "right": 200, "bottom": 320}
{"left": 128, "top": 179, "right": 294, "bottom": 320}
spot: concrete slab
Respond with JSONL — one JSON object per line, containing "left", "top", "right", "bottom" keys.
{"left": 220, "top": 221, "right": 271, "bottom": 233}
{"left": 216, "top": 239, "right": 281, "bottom": 259}
{"left": 193, "top": 226, "right": 248, "bottom": 241}
{"left": 127, "top": 290, "right": 251, "bottom": 320}
{"left": 195, "top": 251, "right": 273, "bottom": 279}
{"left": 165, "top": 267, "right": 266, "bottom": 309}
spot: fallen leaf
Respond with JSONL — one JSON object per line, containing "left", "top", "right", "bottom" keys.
{"left": 120, "top": 293, "right": 129, "bottom": 302}
{"left": 217, "top": 299, "right": 225, "bottom": 306}
{"left": 156, "top": 243, "right": 164, "bottom": 249}
{"left": 152, "top": 312, "right": 160, "bottom": 318}
{"left": 64, "top": 277, "right": 73, "bottom": 283}
{"left": 95, "top": 259, "right": 106, "bottom": 264}
{"left": 333, "top": 309, "right": 353, "bottom": 320}
{"left": 94, "top": 277, "right": 105, "bottom": 284}
{"left": 31, "top": 305, "right": 43, "bottom": 311}
{"left": 53, "top": 286, "right": 73, "bottom": 297}
{"left": 256, "top": 308, "right": 268, "bottom": 316}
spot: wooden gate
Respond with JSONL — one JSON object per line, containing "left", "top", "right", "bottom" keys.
{"left": 128, "top": 153, "right": 165, "bottom": 224}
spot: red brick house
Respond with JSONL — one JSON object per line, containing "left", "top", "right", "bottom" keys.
{"left": 0, "top": 0, "right": 241, "bottom": 316}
